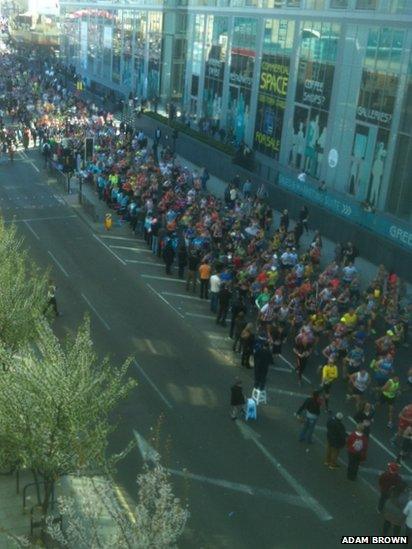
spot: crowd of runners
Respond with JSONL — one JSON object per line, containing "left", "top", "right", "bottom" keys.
{"left": 1, "top": 41, "right": 412, "bottom": 533}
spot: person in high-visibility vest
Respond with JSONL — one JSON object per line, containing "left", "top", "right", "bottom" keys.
{"left": 380, "top": 376, "right": 400, "bottom": 428}
{"left": 104, "top": 213, "right": 112, "bottom": 231}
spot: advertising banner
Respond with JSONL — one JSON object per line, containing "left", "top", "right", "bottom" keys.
{"left": 254, "top": 54, "right": 290, "bottom": 157}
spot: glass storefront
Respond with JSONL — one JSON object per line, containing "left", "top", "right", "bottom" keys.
{"left": 59, "top": 2, "right": 412, "bottom": 227}
{"left": 227, "top": 17, "right": 258, "bottom": 144}
{"left": 347, "top": 27, "right": 403, "bottom": 207}
{"left": 288, "top": 21, "right": 340, "bottom": 179}
{"left": 253, "top": 19, "right": 294, "bottom": 159}
{"left": 202, "top": 15, "right": 228, "bottom": 126}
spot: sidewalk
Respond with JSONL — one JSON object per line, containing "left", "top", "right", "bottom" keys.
{"left": 0, "top": 468, "right": 134, "bottom": 545}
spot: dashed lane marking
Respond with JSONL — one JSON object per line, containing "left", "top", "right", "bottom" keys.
{"left": 81, "top": 293, "right": 111, "bottom": 331}
{"left": 133, "top": 360, "right": 173, "bottom": 409}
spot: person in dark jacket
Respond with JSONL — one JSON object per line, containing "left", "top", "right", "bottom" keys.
{"left": 299, "top": 205, "right": 309, "bottom": 233}
{"left": 296, "top": 391, "right": 323, "bottom": 444}
{"left": 378, "top": 462, "right": 403, "bottom": 513}
{"left": 253, "top": 341, "right": 273, "bottom": 390}
{"left": 294, "top": 221, "right": 304, "bottom": 247}
{"left": 232, "top": 311, "right": 247, "bottom": 352}
{"left": 186, "top": 250, "right": 200, "bottom": 292}
{"left": 230, "top": 378, "right": 245, "bottom": 420}
{"left": 216, "top": 284, "right": 231, "bottom": 326}
{"left": 325, "top": 412, "right": 347, "bottom": 469}
{"left": 240, "top": 323, "right": 254, "bottom": 368}
{"left": 163, "top": 241, "right": 175, "bottom": 275}
{"left": 280, "top": 209, "right": 289, "bottom": 231}
{"left": 177, "top": 244, "right": 188, "bottom": 279}
{"left": 229, "top": 291, "right": 246, "bottom": 339}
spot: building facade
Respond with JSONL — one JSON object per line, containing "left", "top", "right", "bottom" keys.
{"left": 59, "top": 0, "right": 412, "bottom": 239}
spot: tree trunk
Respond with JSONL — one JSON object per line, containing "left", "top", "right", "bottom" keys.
{"left": 41, "top": 477, "right": 54, "bottom": 518}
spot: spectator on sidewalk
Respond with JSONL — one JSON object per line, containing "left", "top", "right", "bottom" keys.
{"left": 199, "top": 259, "right": 211, "bottom": 300}
{"left": 163, "top": 240, "right": 175, "bottom": 276}
{"left": 209, "top": 270, "right": 221, "bottom": 313}
{"left": 186, "top": 250, "right": 200, "bottom": 293}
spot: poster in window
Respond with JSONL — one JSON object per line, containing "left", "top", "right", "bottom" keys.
{"left": 254, "top": 54, "right": 290, "bottom": 157}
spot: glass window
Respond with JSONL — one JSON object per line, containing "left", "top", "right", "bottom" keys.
{"left": 147, "top": 12, "right": 162, "bottom": 101}
{"left": 122, "top": 11, "right": 133, "bottom": 87}
{"left": 386, "top": 135, "right": 412, "bottom": 220}
{"left": 346, "top": 27, "right": 403, "bottom": 208}
{"left": 254, "top": 19, "right": 294, "bottom": 160}
{"left": 288, "top": 21, "right": 340, "bottom": 179}
{"left": 390, "top": 0, "right": 412, "bottom": 13}
{"left": 330, "top": 0, "right": 348, "bottom": 7}
{"left": 226, "top": 17, "right": 258, "bottom": 144}
{"left": 356, "top": 0, "right": 377, "bottom": 9}
{"left": 112, "top": 12, "right": 122, "bottom": 84}
{"left": 306, "top": 0, "right": 326, "bottom": 8}
{"left": 202, "top": 16, "right": 228, "bottom": 127}
{"left": 134, "top": 11, "right": 147, "bottom": 98}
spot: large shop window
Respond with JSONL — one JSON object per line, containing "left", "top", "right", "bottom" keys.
{"left": 330, "top": 0, "right": 348, "bottom": 7}
{"left": 347, "top": 27, "right": 403, "bottom": 208}
{"left": 227, "top": 17, "right": 258, "bottom": 145}
{"left": 202, "top": 16, "right": 228, "bottom": 126}
{"left": 147, "top": 12, "right": 162, "bottom": 101}
{"left": 288, "top": 21, "right": 339, "bottom": 180}
{"left": 254, "top": 19, "right": 294, "bottom": 159}
{"left": 356, "top": 0, "right": 377, "bottom": 9}
{"left": 386, "top": 75, "right": 412, "bottom": 220}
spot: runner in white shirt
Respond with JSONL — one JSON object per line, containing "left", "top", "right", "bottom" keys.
{"left": 347, "top": 368, "right": 370, "bottom": 409}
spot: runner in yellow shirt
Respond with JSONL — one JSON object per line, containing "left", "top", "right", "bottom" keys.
{"left": 321, "top": 361, "right": 339, "bottom": 410}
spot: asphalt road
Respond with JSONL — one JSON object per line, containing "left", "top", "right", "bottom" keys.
{"left": 1, "top": 148, "right": 410, "bottom": 549}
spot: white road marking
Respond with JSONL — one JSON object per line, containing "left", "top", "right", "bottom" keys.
{"left": 133, "top": 360, "right": 173, "bottom": 409}
{"left": 204, "top": 331, "right": 230, "bottom": 341}
{"left": 81, "top": 293, "right": 111, "bottom": 331}
{"left": 23, "top": 220, "right": 40, "bottom": 240}
{"left": 168, "top": 468, "right": 309, "bottom": 508}
{"left": 48, "top": 250, "right": 69, "bottom": 278}
{"left": 278, "top": 354, "right": 311, "bottom": 384}
{"left": 4, "top": 215, "right": 77, "bottom": 223}
{"left": 162, "top": 291, "right": 199, "bottom": 300}
{"left": 110, "top": 245, "right": 151, "bottom": 253}
{"left": 134, "top": 429, "right": 161, "bottom": 461}
{"left": 141, "top": 274, "right": 185, "bottom": 283}
{"left": 125, "top": 260, "right": 163, "bottom": 267}
{"left": 134, "top": 429, "right": 307, "bottom": 507}
{"left": 18, "top": 150, "right": 40, "bottom": 172}
{"left": 271, "top": 366, "right": 292, "bottom": 373}
{"left": 347, "top": 417, "right": 412, "bottom": 475}
{"left": 237, "top": 421, "right": 332, "bottom": 522}
{"left": 267, "top": 387, "right": 306, "bottom": 398}
{"left": 52, "top": 194, "right": 66, "bottom": 205}
{"left": 92, "top": 234, "right": 126, "bottom": 265}
{"left": 185, "top": 312, "right": 216, "bottom": 320}
{"left": 100, "top": 234, "right": 140, "bottom": 242}
{"left": 145, "top": 339, "right": 159, "bottom": 355}
{"left": 146, "top": 283, "right": 184, "bottom": 319}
